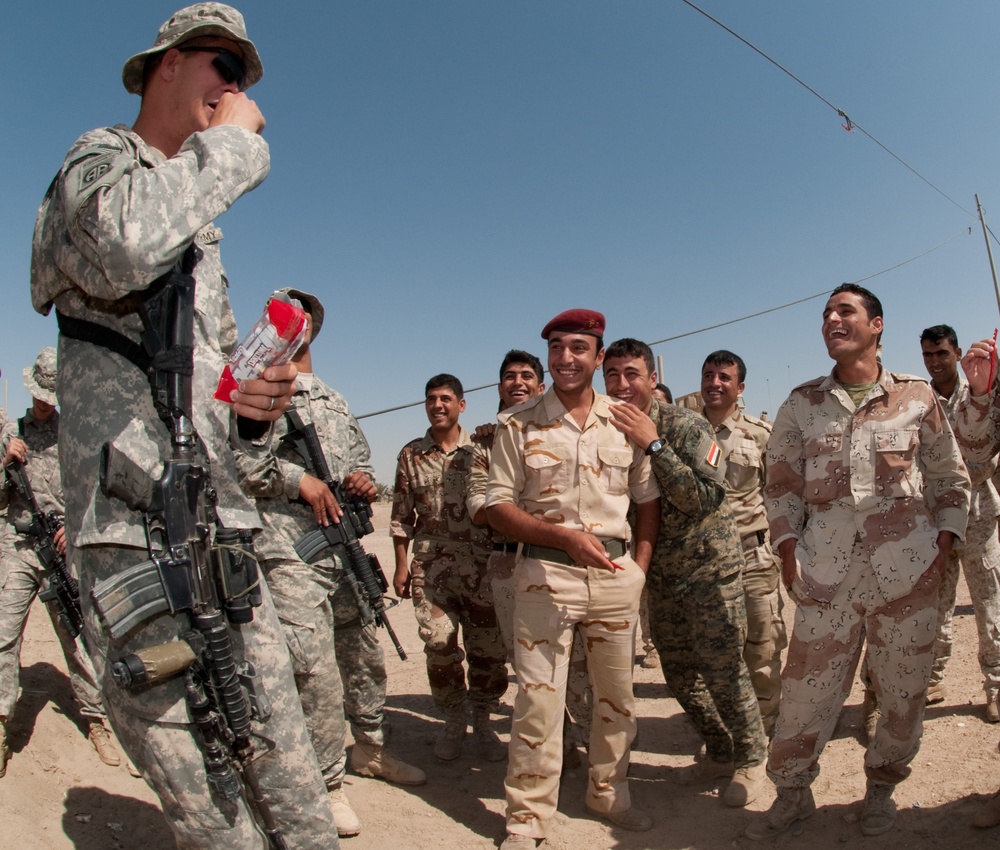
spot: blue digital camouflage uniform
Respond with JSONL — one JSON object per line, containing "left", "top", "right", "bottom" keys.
{"left": 30, "top": 115, "right": 338, "bottom": 850}
{"left": 235, "top": 372, "right": 387, "bottom": 790}
{"left": 644, "top": 399, "right": 767, "bottom": 770}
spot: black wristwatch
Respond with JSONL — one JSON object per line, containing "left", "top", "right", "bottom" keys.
{"left": 645, "top": 439, "right": 664, "bottom": 456}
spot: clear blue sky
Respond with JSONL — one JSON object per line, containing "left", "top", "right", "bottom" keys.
{"left": 4, "top": 1, "right": 1000, "bottom": 483}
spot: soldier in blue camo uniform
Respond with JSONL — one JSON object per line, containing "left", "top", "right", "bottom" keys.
{"left": 235, "top": 289, "right": 426, "bottom": 838}
{"left": 29, "top": 5, "right": 339, "bottom": 847}
{"left": 603, "top": 339, "right": 767, "bottom": 810}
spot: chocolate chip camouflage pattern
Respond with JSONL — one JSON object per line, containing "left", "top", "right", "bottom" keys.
{"left": 709, "top": 407, "right": 787, "bottom": 733}
{"left": 764, "top": 368, "right": 970, "bottom": 792}
{"left": 927, "top": 377, "right": 1000, "bottom": 700}
{"left": 0, "top": 409, "right": 104, "bottom": 723}
{"left": 31, "top": 116, "right": 338, "bottom": 847}
{"left": 235, "top": 374, "right": 389, "bottom": 788}
{"left": 644, "top": 399, "right": 766, "bottom": 768}
{"left": 391, "top": 429, "right": 506, "bottom": 711}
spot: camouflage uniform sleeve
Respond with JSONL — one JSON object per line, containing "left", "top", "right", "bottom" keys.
{"left": 649, "top": 407, "right": 725, "bottom": 519}
{"left": 953, "top": 389, "right": 1000, "bottom": 465}
{"left": 484, "top": 420, "right": 524, "bottom": 509}
{"left": 919, "top": 391, "right": 972, "bottom": 540}
{"left": 466, "top": 439, "right": 490, "bottom": 519}
{"left": 389, "top": 446, "right": 417, "bottom": 539}
{"left": 60, "top": 125, "right": 269, "bottom": 297}
{"left": 764, "top": 393, "right": 806, "bottom": 547}
{"left": 345, "top": 411, "right": 375, "bottom": 482}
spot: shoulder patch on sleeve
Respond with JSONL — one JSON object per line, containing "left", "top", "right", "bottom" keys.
{"left": 706, "top": 441, "right": 721, "bottom": 468}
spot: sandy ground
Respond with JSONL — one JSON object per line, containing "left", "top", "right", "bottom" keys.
{"left": 3, "top": 502, "right": 1000, "bottom": 849}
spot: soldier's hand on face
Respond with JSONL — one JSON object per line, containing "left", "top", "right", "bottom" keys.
{"left": 211, "top": 91, "right": 266, "bottom": 135}
{"left": 473, "top": 423, "right": 496, "bottom": 443}
{"left": 53, "top": 525, "right": 67, "bottom": 557}
{"left": 232, "top": 363, "right": 297, "bottom": 421}
{"left": 393, "top": 564, "right": 412, "bottom": 599}
{"left": 2, "top": 437, "right": 28, "bottom": 467}
{"left": 298, "top": 473, "right": 343, "bottom": 526}
{"left": 564, "top": 531, "right": 620, "bottom": 573}
{"left": 609, "top": 402, "right": 659, "bottom": 452}
{"left": 961, "top": 339, "right": 998, "bottom": 396}
{"left": 344, "top": 471, "right": 376, "bottom": 503}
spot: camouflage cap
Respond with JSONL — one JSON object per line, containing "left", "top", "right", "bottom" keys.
{"left": 274, "top": 288, "right": 325, "bottom": 342}
{"left": 122, "top": 3, "right": 263, "bottom": 95}
{"left": 23, "top": 347, "right": 58, "bottom": 406}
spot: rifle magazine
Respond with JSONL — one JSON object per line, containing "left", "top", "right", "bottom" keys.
{"left": 92, "top": 559, "right": 171, "bottom": 640}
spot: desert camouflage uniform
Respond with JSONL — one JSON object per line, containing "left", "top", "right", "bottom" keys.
{"left": 0, "top": 409, "right": 106, "bottom": 725}
{"left": 390, "top": 428, "right": 507, "bottom": 714}
{"left": 485, "top": 389, "right": 659, "bottom": 840}
{"left": 645, "top": 400, "right": 766, "bottom": 769}
{"left": 765, "top": 369, "right": 970, "bottom": 790}
{"left": 30, "top": 124, "right": 338, "bottom": 848}
{"left": 927, "top": 377, "right": 1000, "bottom": 700}
{"left": 467, "top": 435, "right": 592, "bottom": 743}
{"left": 236, "top": 373, "right": 385, "bottom": 790}
{"left": 707, "top": 407, "right": 787, "bottom": 733}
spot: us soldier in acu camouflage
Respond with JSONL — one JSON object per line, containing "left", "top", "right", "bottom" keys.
{"left": 0, "top": 349, "right": 123, "bottom": 778}
{"left": 604, "top": 338, "right": 767, "bottom": 810}
{"left": 29, "top": 5, "right": 339, "bottom": 847}
{"left": 746, "top": 284, "right": 970, "bottom": 841}
{"left": 235, "top": 289, "right": 426, "bottom": 839}
{"left": 701, "top": 350, "right": 787, "bottom": 736}
{"left": 391, "top": 375, "right": 508, "bottom": 764}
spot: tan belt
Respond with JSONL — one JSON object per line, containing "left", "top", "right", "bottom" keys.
{"left": 523, "top": 538, "right": 627, "bottom": 566}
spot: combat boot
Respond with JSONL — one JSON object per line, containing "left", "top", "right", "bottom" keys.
{"left": 861, "top": 688, "right": 879, "bottom": 745}
{"left": 472, "top": 705, "right": 507, "bottom": 762}
{"left": 672, "top": 757, "right": 734, "bottom": 786}
{"left": 0, "top": 719, "right": 9, "bottom": 779}
{"left": 925, "top": 681, "right": 946, "bottom": 705}
{"left": 434, "top": 704, "right": 468, "bottom": 761}
{"left": 861, "top": 782, "right": 896, "bottom": 835}
{"left": 723, "top": 763, "right": 766, "bottom": 807}
{"left": 88, "top": 721, "right": 121, "bottom": 767}
{"left": 640, "top": 647, "right": 660, "bottom": 669}
{"left": 744, "top": 786, "right": 816, "bottom": 840}
{"left": 351, "top": 740, "right": 426, "bottom": 786}
{"left": 328, "top": 785, "right": 361, "bottom": 837}
{"left": 986, "top": 693, "right": 1000, "bottom": 724}
{"left": 972, "top": 788, "right": 1000, "bottom": 828}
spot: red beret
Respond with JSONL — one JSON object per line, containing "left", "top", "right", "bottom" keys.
{"left": 541, "top": 308, "right": 606, "bottom": 340}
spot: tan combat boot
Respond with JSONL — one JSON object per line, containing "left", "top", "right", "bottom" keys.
{"left": 351, "top": 740, "right": 426, "bottom": 786}
{"left": 434, "top": 705, "right": 468, "bottom": 761}
{"left": 472, "top": 705, "right": 506, "bottom": 762}
{"left": 328, "top": 785, "right": 361, "bottom": 837}
{"left": 0, "top": 718, "right": 9, "bottom": 778}
{"left": 640, "top": 646, "right": 660, "bottom": 669}
{"left": 723, "top": 762, "right": 766, "bottom": 807}
{"left": 88, "top": 721, "right": 122, "bottom": 767}
{"left": 744, "top": 786, "right": 816, "bottom": 840}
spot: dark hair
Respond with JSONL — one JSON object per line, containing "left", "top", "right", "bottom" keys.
{"left": 425, "top": 373, "right": 463, "bottom": 400}
{"left": 830, "top": 283, "right": 883, "bottom": 322}
{"left": 603, "top": 338, "right": 654, "bottom": 375}
{"left": 703, "top": 350, "right": 746, "bottom": 384}
{"left": 655, "top": 383, "right": 673, "bottom": 403}
{"left": 499, "top": 350, "right": 544, "bottom": 384}
{"left": 920, "top": 324, "right": 959, "bottom": 349}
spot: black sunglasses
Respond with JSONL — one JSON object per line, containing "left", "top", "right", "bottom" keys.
{"left": 177, "top": 46, "right": 247, "bottom": 92}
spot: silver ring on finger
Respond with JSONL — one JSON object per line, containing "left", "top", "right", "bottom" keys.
{"left": 268, "top": 396, "right": 276, "bottom": 412}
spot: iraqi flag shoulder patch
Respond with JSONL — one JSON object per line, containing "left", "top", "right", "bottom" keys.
{"left": 705, "top": 442, "right": 721, "bottom": 468}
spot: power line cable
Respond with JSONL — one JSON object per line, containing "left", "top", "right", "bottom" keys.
{"left": 356, "top": 227, "right": 969, "bottom": 420}
{"left": 678, "top": 0, "right": 975, "bottom": 218}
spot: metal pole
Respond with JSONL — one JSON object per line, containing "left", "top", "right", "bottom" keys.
{"left": 656, "top": 355, "right": 665, "bottom": 385}
{"left": 976, "top": 194, "right": 1000, "bottom": 316}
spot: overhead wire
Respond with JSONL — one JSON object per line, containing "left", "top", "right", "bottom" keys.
{"left": 678, "top": 0, "right": 976, "bottom": 219}
{"left": 356, "top": 227, "right": 970, "bottom": 420}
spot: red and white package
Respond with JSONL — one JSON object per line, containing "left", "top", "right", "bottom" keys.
{"left": 214, "top": 292, "right": 308, "bottom": 402}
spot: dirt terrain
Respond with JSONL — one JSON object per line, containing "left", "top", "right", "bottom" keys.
{"left": 3, "top": 503, "right": 999, "bottom": 849}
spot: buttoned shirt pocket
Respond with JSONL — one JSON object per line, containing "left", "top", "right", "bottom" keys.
{"left": 596, "top": 444, "right": 631, "bottom": 496}
{"left": 725, "top": 439, "right": 763, "bottom": 491}
{"left": 801, "top": 432, "right": 845, "bottom": 504}
{"left": 524, "top": 445, "right": 569, "bottom": 498}
{"left": 872, "top": 427, "right": 920, "bottom": 498}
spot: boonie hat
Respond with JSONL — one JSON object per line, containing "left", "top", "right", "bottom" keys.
{"left": 541, "top": 309, "right": 606, "bottom": 340}
{"left": 274, "top": 288, "right": 325, "bottom": 342}
{"left": 23, "top": 348, "right": 58, "bottom": 407}
{"left": 122, "top": 3, "right": 263, "bottom": 95}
